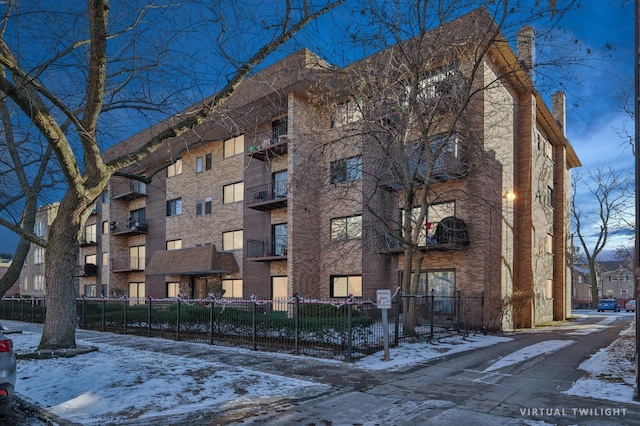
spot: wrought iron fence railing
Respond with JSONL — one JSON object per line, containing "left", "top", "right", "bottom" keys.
{"left": 0, "top": 291, "right": 486, "bottom": 361}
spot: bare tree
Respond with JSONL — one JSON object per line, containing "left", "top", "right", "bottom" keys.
{"left": 0, "top": 0, "right": 343, "bottom": 350}
{"left": 571, "top": 166, "right": 634, "bottom": 307}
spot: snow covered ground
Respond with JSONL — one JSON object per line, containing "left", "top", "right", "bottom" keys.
{"left": 2, "top": 316, "right": 638, "bottom": 424}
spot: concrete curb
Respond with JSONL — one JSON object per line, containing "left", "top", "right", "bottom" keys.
{"left": 14, "top": 394, "right": 83, "bottom": 426}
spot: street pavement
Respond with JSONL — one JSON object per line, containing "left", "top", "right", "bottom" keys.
{"left": 9, "top": 313, "right": 640, "bottom": 425}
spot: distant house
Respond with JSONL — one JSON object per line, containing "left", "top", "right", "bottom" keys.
{"left": 598, "top": 261, "right": 634, "bottom": 307}
{"left": 571, "top": 263, "right": 593, "bottom": 309}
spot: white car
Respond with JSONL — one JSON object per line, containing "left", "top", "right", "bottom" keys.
{"left": 625, "top": 299, "right": 636, "bottom": 312}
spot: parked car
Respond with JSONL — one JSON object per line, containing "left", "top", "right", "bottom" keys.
{"left": 625, "top": 299, "right": 636, "bottom": 313}
{"left": 597, "top": 299, "right": 620, "bottom": 312}
{"left": 0, "top": 333, "right": 16, "bottom": 416}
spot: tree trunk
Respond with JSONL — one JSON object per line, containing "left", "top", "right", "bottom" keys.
{"left": 39, "top": 194, "right": 86, "bottom": 350}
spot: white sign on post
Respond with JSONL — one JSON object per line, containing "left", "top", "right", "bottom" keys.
{"left": 376, "top": 289, "right": 392, "bottom": 310}
{"left": 377, "top": 289, "right": 392, "bottom": 361}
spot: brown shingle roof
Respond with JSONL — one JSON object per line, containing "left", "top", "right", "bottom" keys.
{"left": 145, "top": 245, "right": 239, "bottom": 276}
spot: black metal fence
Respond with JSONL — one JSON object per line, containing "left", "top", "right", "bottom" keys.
{"left": 0, "top": 291, "right": 486, "bottom": 361}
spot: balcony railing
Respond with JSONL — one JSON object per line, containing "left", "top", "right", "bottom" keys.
{"left": 380, "top": 217, "right": 469, "bottom": 253}
{"left": 247, "top": 135, "right": 289, "bottom": 161}
{"left": 246, "top": 236, "right": 288, "bottom": 261}
{"left": 111, "top": 218, "right": 148, "bottom": 236}
{"left": 112, "top": 179, "right": 148, "bottom": 201}
{"left": 80, "top": 234, "right": 98, "bottom": 247}
{"left": 246, "top": 182, "right": 288, "bottom": 211}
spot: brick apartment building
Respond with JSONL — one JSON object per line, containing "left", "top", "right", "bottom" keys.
{"left": 76, "top": 9, "right": 580, "bottom": 329}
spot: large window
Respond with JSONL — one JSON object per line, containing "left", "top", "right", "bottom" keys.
{"left": 273, "top": 223, "right": 288, "bottom": 256}
{"left": 409, "top": 270, "right": 456, "bottom": 312}
{"left": 331, "top": 276, "right": 362, "bottom": 298}
{"left": 222, "top": 230, "right": 243, "bottom": 251}
{"left": 330, "top": 215, "right": 362, "bottom": 241}
{"left": 273, "top": 170, "right": 288, "bottom": 198}
{"left": 224, "top": 135, "right": 244, "bottom": 158}
{"left": 83, "top": 223, "right": 97, "bottom": 243}
{"left": 130, "top": 245, "right": 145, "bottom": 270}
{"left": 166, "top": 198, "right": 182, "bottom": 216}
{"left": 330, "top": 156, "right": 362, "bottom": 184}
{"left": 166, "top": 239, "right": 182, "bottom": 250}
{"left": 167, "top": 159, "right": 182, "bottom": 177}
{"left": 223, "top": 182, "right": 244, "bottom": 203}
{"left": 196, "top": 156, "right": 203, "bottom": 173}
{"left": 167, "top": 282, "right": 180, "bottom": 298}
{"left": 272, "top": 277, "right": 288, "bottom": 311}
{"left": 222, "top": 279, "right": 243, "bottom": 298}
{"left": 129, "top": 282, "right": 146, "bottom": 305}
{"left": 34, "top": 274, "right": 44, "bottom": 291}
{"left": 34, "top": 221, "right": 44, "bottom": 237}
{"left": 331, "top": 100, "right": 362, "bottom": 128}
{"left": 33, "top": 247, "right": 44, "bottom": 264}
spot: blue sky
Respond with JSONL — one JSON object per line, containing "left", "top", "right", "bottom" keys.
{"left": 0, "top": 0, "right": 634, "bottom": 256}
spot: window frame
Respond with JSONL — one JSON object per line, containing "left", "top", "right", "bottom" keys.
{"left": 330, "top": 275, "right": 362, "bottom": 298}
{"left": 330, "top": 215, "right": 362, "bottom": 241}
{"left": 330, "top": 156, "right": 362, "bottom": 184}
{"left": 167, "top": 159, "right": 183, "bottom": 177}
{"left": 222, "top": 229, "right": 243, "bottom": 251}
{"left": 196, "top": 156, "right": 203, "bottom": 173}
{"left": 223, "top": 182, "right": 244, "bottom": 204}
{"left": 166, "top": 198, "right": 183, "bottom": 217}
{"left": 223, "top": 135, "right": 245, "bottom": 158}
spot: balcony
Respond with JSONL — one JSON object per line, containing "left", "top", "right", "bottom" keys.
{"left": 248, "top": 136, "right": 289, "bottom": 161}
{"left": 112, "top": 179, "right": 148, "bottom": 201}
{"left": 76, "top": 263, "right": 97, "bottom": 277}
{"left": 246, "top": 182, "right": 288, "bottom": 211}
{"left": 111, "top": 218, "right": 149, "bottom": 236}
{"left": 379, "top": 151, "right": 468, "bottom": 190}
{"left": 246, "top": 236, "right": 288, "bottom": 262}
{"left": 379, "top": 217, "right": 470, "bottom": 253}
{"left": 80, "top": 235, "right": 98, "bottom": 247}
{"left": 112, "top": 257, "right": 147, "bottom": 273}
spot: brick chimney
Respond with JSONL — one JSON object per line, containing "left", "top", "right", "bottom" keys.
{"left": 551, "top": 91, "right": 566, "bottom": 136}
{"left": 516, "top": 26, "right": 536, "bottom": 80}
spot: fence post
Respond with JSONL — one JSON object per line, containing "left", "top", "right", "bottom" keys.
{"left": 430, "top": 289, "right": 435, "bottom": 340}
{"left": 101, "top": 299, "right": 106, "bottom": 332}
{"left": 294, "top": 294, "right": 300, "bottom": 356}
{"left": 456, "top": 290, "right": 461, "bottom": 333}
{"left": 347, "top": 302, "right": 353, "bottom": 363}
{"left": 252, "top": 295, "right": 257, "bottom": 351}
{"left": 394, "top": 292, "right": 401, "bottom": 346}
{"left": 210, "top": 296, "right": 215, "bottom": 346}
{"left": 176, "top": 299, "right": 181, "bottom": 341}
{"left": 123, "top": 299, "right": 128, "bottom": 335}
{"left": 147, "top": 298, "right": 152, "bottom": 338}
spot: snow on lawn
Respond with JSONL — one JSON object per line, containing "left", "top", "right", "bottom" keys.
{"left": 564, "top": 323, "right": 639, "bottom": 404}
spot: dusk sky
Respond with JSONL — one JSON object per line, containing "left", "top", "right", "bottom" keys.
{"left": 0, "top": 0, "right": 635, "bottom": 256}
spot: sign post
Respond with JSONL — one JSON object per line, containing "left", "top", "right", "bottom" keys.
{"left": 376, "top": 289, "right": 392, "bottom": 361}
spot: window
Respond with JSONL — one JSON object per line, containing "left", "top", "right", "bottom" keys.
{"left": 129, "top": 282, "right": 146, "bottom": 305}
{"left": 102, "top": 191, "right": 109, "bottom": 204}
{"left": 84, "top": 254, "right": 97, "bottom": 276}
{"left": 408, "top": 270, "right": 455, "bottom": 312}
{"left": 205, "top": 153, "right": 212, "bottom": 170}
{"left": 205, "top": 197, "right": 212, "bottom": 214}
{"left": 84, "top": 284, "right": 97, "bottom": 297}
{"left": 223, "top": 230, "right": 243, "bottom": 251}
{"left": 34, "top": 274, "right": 44, "bottom": 291}
{"left": 223, "top": 134, "right": 244, "bottom": 158}
{"left": 330, "top": 215, "right": 362, "bottom": 241}
{"left": 34, "top": 221, "right": 44, "bottom": 237}
{"left": 85, "top": 254, "right": 97, "bottom": 265}
{"left": 21, "top": 276, "right": 28, "bottom": 292}
{"left": 545, "top": 140, "right": 554, "bottom": 160}
{"left": 196, "top": 200, "right": 203, "bottom": 216}
{"left": 222, "top": 279, "right": 243, "bottom": 298}
{"left": 102, "top": 252, "right": 108, "bottom": 268}
{"left": 546, "top": 279, "right": 553, "bottom": 299}
{"left": 273, "top": 170, "right": 288, "bottom": 198}
{"left": 223, "top": 182, "right": 244, "bottom": 203}
{"left": 84, "top": 223, "right": 97, "bottom": 243}
{"left": 273, "top": 223, "right": 288, "bottom": 256}
{"left": 331, "top": 276, "right": 362, "bottom": 298}
{"left": 272, "top": 277, "right": 288, "bottom": 311}
{"left": 546, "top": 234, "right": 553, "bottom": 254}
{"left": 272, "top": 117, "right": 288, "bottom": 139}
{"left": 331, "top": 101, "right": 362, "bottom": 128}
{"left": 102, "top": 221, "right": 109, "bottom": 234}
{"left": 166, "top": 198, "right": 182, "bottom": 216}
{"left": 130, "top": 245, "right": 145, "bottom": 270}
{"left": 330, "top": 156, "right": 362, "bottom": 184}
{"left": 547, "top": 186, "right": 554, "bottom": 208}
{"left": 166, "top": 239, "right": 182, "bottom": 250}
{"left": 33, "top": 247, "right": 44, "bottom": 264}
{"left": 401, "top": 202, "right": 455, "bottom": 246}
{"left": 196, "top": 157, "right": 203, "bottom": 173}
{"left": 167, "top": 159, "right": 182, "bottom": 177}
{"left": 404, "top": 66, "right": 456, "bottom": 106}
{"left": 167, "top": 282, "right": 180, "bottom": 298}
